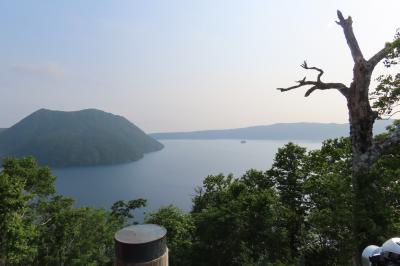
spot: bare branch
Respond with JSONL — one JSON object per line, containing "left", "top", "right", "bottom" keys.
{"left": 277, "top": 79, "right": 313, "bottom": 92}
{"left": 335, "top": 10, "right": 345, "bottom": 24}
{"left": 368, "top": 39, "right": 400, "bottom": 69}
{"left": 368, "top": 44, "right": 391, "bottom": 69}
{"left": 369, "top": 125, "right": 400, "bottom": 165}
{"left": 40, "top": 217, "right": 52, "bottom": 226}
{"left": 380, "top": 110, "right": 400, "bottom": 120}
{"left": 277, "top": 61, "right": 349, "bottom": 97}
{"left": 278, "top": 80, "right": 348, "bottom": 97}
{"left": 336, "top": 10, "right": 364, "bottom": 63}
{"left": 301, "top": 61, "right": 324, "bottom": 82}
{"left": 304, "top": 86, "right": 318, "bottom": 97}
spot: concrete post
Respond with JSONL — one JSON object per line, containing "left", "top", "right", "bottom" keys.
{"left": 115, "top": 224, "right": 168, "bottom": 266}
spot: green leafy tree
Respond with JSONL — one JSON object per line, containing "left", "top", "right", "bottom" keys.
{"left": 191, "top": 171, "right": 290, "bottom": 266}
{"left": 145, "top": 205, "right": 194, "bottom": 266}
{"left": 110, "top": 198, "right": 147, "bottom": 225}
{"left": 371, "top": 30, "right": 400, "bottom": 119}
{"left": 36, "top": 196, "right": 120, "bottom": 266}
{"left": 303, "top": 138, "right": 353, "bottom": 265}
{"left": 0, "top": 156, "right": 147, "bottom": 266}
{"left": 266, "top": 143, "right": 308, "bottom": 261}
{"left": 0, "top": 157, "right": 55, "bottom": 265}
{"left": 303, "top": 136, "right": 400, "bottom": 265}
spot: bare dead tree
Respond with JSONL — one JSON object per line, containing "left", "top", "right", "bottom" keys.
{"left": 278, "top": 10, "right": 400, "bottom": 266}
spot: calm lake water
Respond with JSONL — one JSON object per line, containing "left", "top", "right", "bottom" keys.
{"left": 54, "top": 140, "right": 320, "bottom": 217}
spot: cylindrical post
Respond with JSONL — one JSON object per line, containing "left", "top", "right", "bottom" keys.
{"left": 115, "top": 224, "right": 168, "bottom": 266}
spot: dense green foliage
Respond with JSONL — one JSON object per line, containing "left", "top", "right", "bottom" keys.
{"left": 371, "top": 29, "right": 400, "bottom": 118}
{"left": 0, "top": 109, "right": 163, "bottom": 167}
{"left": 2, "top": 131, "right": 400, "bottom": 265}
{"left": 145, "top": 205, "right": 194, "bottom": 266}
{"left": 149, "top": 136, "right": 400, "bottom": 265}
{"left": 0, "top": 157, "right": 146, "bottom": 265}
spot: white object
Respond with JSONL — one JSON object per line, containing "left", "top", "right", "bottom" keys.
{"left": 381, "top": 237, "right": 400, "bottom": 254}
{"left": 361, "top": 245, "right": 381, "bottom": 266}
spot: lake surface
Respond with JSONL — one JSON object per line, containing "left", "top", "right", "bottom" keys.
{"left": 54, "top": 140, "right": 320, "bottom": 218}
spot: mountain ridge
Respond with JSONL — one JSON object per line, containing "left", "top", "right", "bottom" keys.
{"left": 150, "top": 120, "right": 394, "bottom": 141}
{"left": 0, "top": 109, "right": 163, "bottom": 167}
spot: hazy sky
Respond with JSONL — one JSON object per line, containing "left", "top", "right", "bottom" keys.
{"left": 0, "top": 1, "right": 399, "bottom": 132}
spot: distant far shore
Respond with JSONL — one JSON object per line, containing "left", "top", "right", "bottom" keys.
{"left": 150, "top": 120, "right": 393, "bottom": 141}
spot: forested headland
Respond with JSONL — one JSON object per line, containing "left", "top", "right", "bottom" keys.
{"left": 0, "top": 109, "right": 163, "bottom": 167}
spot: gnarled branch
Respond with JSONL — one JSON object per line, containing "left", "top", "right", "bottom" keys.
{"left": 368, "top": 38, "right": 400, "bottom": 69}
{"left": 301, "top": 61, "right": 324, "bottom": 82}
{"left": 336, "top": 10, "right": 364, "bottom": 63}
{"left": 368, "top": 44, "right": 392, "bottom": 69}
{"left": 277, "top": 61, "right": 349, "bottom": 97}
{"left": 369, "top": 125, "right": 400, "bottom": 165}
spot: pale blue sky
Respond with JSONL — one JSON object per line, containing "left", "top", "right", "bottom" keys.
{"left": 0, "top": 0, "right": 399, "bottom": 132}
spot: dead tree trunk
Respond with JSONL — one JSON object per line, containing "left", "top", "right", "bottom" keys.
{"left": 278, "top": 10, "right": 400, "bottom": 266}
{"left": 347, "top": 59, "right": 376, "bottom": 266}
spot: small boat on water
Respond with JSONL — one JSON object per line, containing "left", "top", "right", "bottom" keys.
{"left": 240, "top": 140, "right": 246, "bottom": 144}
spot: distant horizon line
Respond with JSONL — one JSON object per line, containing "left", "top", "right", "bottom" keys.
{"left": 0, "top": 120, "right": 357, "bottom": 132}
{"left": 0, "top": 108, "right": 395, "bottom": 134}
{"left": 149, "top": 119, "right": 395, "bottom": 135}
{"left": 2, "top": 119, "right": 396, "bottom": 134}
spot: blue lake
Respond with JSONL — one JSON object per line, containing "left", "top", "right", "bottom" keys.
{"left": 54, "top": 140, "right": 321, "bottom": 217}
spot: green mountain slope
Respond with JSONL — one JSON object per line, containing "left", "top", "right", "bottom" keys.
{"left": 0, "top": 109, "right": 163, "bottom": 167}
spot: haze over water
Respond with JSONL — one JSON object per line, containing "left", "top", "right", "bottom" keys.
{"left": 54, "top": 139, "right": 320, "bottom": 217}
